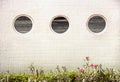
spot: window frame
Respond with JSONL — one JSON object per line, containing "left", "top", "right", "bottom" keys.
{"left": 87, "top": 14, "right": 107, "bottom": 35}
{"left": 50, "top": 15, "right": 69, "bottom": 34}
{"left": 13, "top": 14, "right": 33, "bottom": 34}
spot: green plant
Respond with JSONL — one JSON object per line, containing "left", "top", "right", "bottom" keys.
{"left": 0, "top": 56, "right": 120, "bottom": 82}
{"left": 9, "top": 74, "right": 28, "bottom": 82}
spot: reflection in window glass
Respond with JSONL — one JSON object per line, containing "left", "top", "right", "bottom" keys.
{"left": 14, "top": 16, "right": 32, "bottom": 33}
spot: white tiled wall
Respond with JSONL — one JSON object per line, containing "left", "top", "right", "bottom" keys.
{"left": 0, "top": 0, "right": 120, "bottom": 72}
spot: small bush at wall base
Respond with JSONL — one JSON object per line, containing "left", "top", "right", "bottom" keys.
{"left": 0, "top": 57, "right": 120, "bottom": 82}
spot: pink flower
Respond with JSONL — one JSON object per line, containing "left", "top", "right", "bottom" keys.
{"left": 90, "top": 64, "right": 98, "bottom": 69}
{"left": 93, "top": 64, "right": 98, "bottom": 69}
{"left": 90, "top": 64, "right": 94, "bottom": 67}
{"left": 85, "top": 56, "right": 89, "bottom": 61}
{"left": 80, "top": 68, "right": 85, "bottom": 73}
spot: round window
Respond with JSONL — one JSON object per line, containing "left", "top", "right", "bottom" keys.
{"left": 51, "top": 16, "right": 69, "bottom": 33}
{"left": 14, "top": 16, "right": 32, "bottom": 33}
{"left": 88, "top": 15, "right": 106, "bottom": 33}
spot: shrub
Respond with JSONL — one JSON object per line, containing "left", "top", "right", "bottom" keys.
{"left": 0, "top": 57, "right": 120, "bottom": 82}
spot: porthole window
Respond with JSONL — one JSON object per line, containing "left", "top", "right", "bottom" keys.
{"left": 51, "top": 16, "right": 69, "bottom": 33}
{"left": 14, "top": 16, "right": 32, "bottom": 33}
{"left": 88, "top": 15, "right": 106, "bottom": 33}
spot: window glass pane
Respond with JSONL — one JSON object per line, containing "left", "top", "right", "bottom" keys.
{"left": 51, "top": 17, "right": 69, "bottom": 33}
{"left": 14, "top": 16, "right": 32, "bottom": 33}
{"left": 88, "top": 16, "right": 106, "bottom": 33}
